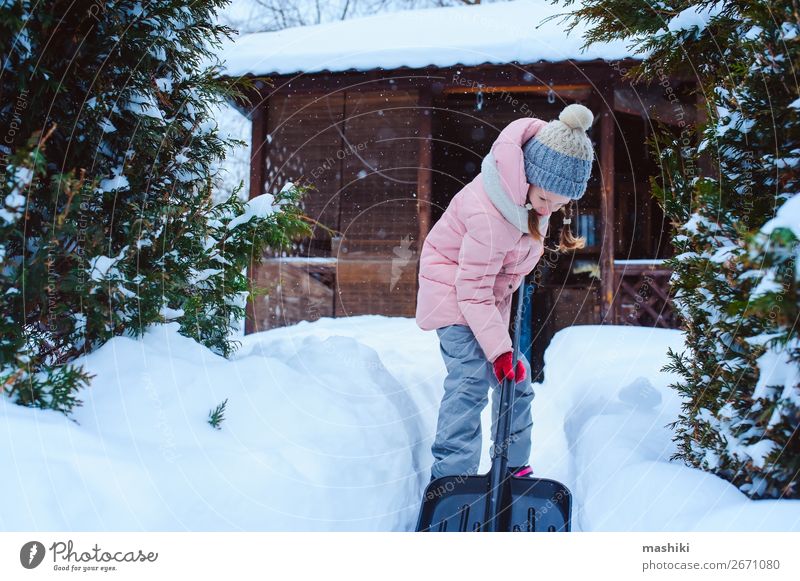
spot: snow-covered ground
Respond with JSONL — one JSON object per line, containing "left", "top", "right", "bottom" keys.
{"left": 2, "top": 317, "right": 798, "bottom": 531}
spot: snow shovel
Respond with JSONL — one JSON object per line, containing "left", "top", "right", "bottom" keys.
{"left": 415, "top": 278, "right": 572, "bottom": 532}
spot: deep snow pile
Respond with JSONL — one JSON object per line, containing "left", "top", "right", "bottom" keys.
{"left": 2, "top": 317, "right": 798, "bottom": 531}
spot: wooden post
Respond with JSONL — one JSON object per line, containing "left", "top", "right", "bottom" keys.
{"left": 417, "top": 85, "right": 433, "bottom": 252}
{"left": 695, "top": 87, "right": 717, "bottom": 180}
{"left": 246, "top": 99, "right": 267, "bottom": 335}
{"left": 249, "top": 101, "right": 267, "bottom": 200}
{"left": 599, "top": 86, "right": 616, "bottom": 323}
{"left": 641, "top": 115, "right": 653, "bottom": 256}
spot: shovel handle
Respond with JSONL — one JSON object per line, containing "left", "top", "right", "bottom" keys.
{"left": 485, "top": 276, "right": 531, "bottom": 531}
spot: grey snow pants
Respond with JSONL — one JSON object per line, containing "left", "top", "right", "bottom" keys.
{"left": 430, "top": 323, "right": 536, "bottom": 480}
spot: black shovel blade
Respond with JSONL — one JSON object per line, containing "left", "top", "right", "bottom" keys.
{"left": 415, "top": 474, "right": 572, "bottom": 532}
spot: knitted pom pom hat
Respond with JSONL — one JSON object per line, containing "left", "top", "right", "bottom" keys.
{"left": 521, "top": 104, "right": 595, "bottom": 200}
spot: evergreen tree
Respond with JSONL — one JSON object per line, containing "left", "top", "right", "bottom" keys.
{"left": 0, "top": 0, "right": 310, "bottom": 415}
{"left": 555, "top": 0, "right": 799, "bottom": 498}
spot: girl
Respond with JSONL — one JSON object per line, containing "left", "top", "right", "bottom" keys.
{"left": 415, "top": 104, "right": 595, "bottom": 482}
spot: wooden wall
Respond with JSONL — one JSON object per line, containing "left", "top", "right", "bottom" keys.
{"left": 243, "top": 62, "right": 689, "bottom": 335}
{"left": 247, "top": 87, "right": 422, "bottom": 332}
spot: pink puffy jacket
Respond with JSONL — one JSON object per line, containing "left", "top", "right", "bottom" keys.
{"left": 415, "top": 117, "right": 550, "bottom": 363}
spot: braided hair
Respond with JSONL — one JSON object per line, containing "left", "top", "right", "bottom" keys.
{"left": 526, "top": 201, "right": 586, "bottom": 253}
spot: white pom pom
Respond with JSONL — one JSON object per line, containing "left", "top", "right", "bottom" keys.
{"left": 559, "top": 104, "right": 594, "bottom": 131}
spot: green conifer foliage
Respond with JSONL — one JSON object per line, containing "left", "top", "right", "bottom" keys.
{"left": 556, "top": 0, "right": 799, "bottom": 498}
{"left": 0, "top": 1, "right": 310, "bottom": 414}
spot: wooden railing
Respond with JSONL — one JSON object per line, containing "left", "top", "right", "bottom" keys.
{"left": 611, "top": 259, "right": 677, "bottom": 328}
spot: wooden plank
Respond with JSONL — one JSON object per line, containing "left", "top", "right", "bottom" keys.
{"left": 247, "top": 261, "right": 335, "bottom": 333}
{"left": 599, "top": 84, "right": 616, "bottom": 323}
{"left": 240, "top": 60, "right": 632, "bottom": 99}
{"left": 417, "top": 85, "right": 433, "bottom": 253}
{"left": 334, "top": 258, "right": 418, "bottom": 317}
{"left": 335, "top": 89, "right": 421, "bottom": 316}
{"left": 245, "top": 101, "right": 268, "bottom": 334}
{"left": 611, "top": 262, "right": 676, "bottom": 327}
{"left": 614, "top": 85, "right": 698, "bottom": 126}
{"left": 265, "top": 91, "right": 346, "bottom": 245}
{"left": 238, "top": 57, "right": 695, "bottom": 333}
{"left": 249, "top": 102, "right": 267, "bottom": 199}
{"left": 338, "top": 89, "right": 420, "bottom": 255}
{"left": 247, "top": 92, "right": 346, "bottom": 332}
{"left": 620, "top": 279, "right": 662, "bottom": 322}
{"left": 641, "top": 117, "right": 653, "bottom": 256}
{"left": 443, "top": 84, "right": 593, "bottom": 98}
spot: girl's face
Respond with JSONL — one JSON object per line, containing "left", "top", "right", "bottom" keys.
{"left": 526, "top": 183, "right": 572, "bottom": 217}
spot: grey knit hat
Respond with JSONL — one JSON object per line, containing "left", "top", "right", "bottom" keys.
{"left": 521, "top": 104, "right": 595, "bottom": 199}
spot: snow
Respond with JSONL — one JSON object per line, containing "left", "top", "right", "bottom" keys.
{"left": 1, "top": 191, "right": 26, "bottom": 223}
{"left": 742, "top": 439, "right": 779, "bottom": 470}
{"left": 760, "top": 193, "right": 800, "bottom": 238}
{"left": 159, "top": 306, "right": 185, "bottom": 321}
{"left": 654, "top": 1, "right": 725, "bottom": 39}
{"left": 782, "top": 22, "right": 799, "bottom": 41}
{"left": 98, "top": 166, "right": 130, "bottom": 193}
{"left": 125, "top": 91, "right": 164, "bottom": 122}
{"left": 226, "top": 192, "right": 278, "bottom": 229}
{"left": 87, "top": 246, "right": 129, "bottom": 283}
{"left": 267, "top": 257, "right": 338, "bottom": 264}
{"left": 613, "top": 259, "right": 666, "bottom": 265}
{"left": 751, "top": 267, "right": 782, "bottom": 298}
{"left": 188, "top": 268, "right": 222, "bottom": 285}
{"left": 88, "top": 256, "right": 116, "bottom": 280}
{"left": 681, "top": 212, "right": 720, "bottom": 235}
{"left": 1, "top": 165, "right": 32, "bottom": 224}
{"left": 2, "top": 317, "right": 798, "bottom": 531}
{"left": 99, "top": 117, "right": 116, "bottom": 133}
{"left": 749, "top": 335, "right": 800, "bottom": 412}
{"left": 87, "top": 256, "right": 119, "bottom": 282}
{"left": 216, "top": 0, "right": 643, "bottom": 77}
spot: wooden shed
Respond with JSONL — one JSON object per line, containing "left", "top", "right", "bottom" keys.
{"left": 219, "top": 1, "right": 699, "bottom": 377}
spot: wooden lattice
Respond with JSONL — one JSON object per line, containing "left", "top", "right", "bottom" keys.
{"left": 611, "top": 261, "right": 677, "bottom": 328}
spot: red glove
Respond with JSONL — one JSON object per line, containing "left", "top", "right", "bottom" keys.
{"left": 492, "top": 351, "right": 526, "bottom": 383}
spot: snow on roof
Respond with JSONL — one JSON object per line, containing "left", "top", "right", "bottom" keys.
{"left": 218, "top": 0, "right": 643, "bottom": 78}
